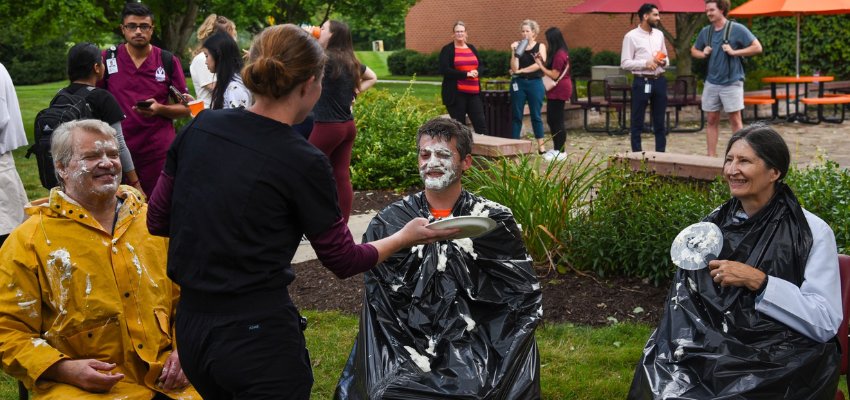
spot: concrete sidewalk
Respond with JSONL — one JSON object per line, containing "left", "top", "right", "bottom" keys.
{"left": 292, "top": 211, "right": 377, "bottom": 263}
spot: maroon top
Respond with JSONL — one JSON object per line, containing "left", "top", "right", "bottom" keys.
{"left": 97, "top": 44, "right": 188, "bottom": 193}
{"left": 546, "top": 50, "right": 572, "bottom": 101}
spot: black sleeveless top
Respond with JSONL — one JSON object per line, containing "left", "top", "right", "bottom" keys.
{"left": 517, "top": 42, "right": 543, "bottom": 80}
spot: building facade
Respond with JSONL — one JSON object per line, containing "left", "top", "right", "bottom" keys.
{"left": 405, "top": 0, "right": 679, "bottom": 57}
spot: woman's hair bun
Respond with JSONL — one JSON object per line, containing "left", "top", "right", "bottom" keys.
{"left": 242, "top": 24, "right": 327, "bottom": 99}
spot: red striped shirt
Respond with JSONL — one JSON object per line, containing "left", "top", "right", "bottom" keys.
{"left": 454, "top": 47, "right": 479, "bottom": 94}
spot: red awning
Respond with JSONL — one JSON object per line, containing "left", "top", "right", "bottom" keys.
{"left": 565, "top": 0, "right": 706, "bottom": 14}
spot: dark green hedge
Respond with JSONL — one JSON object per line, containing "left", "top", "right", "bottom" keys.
{"left": 0, "top": 26, "right": 68, "bottom": 85}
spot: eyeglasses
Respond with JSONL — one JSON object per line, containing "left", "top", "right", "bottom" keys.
{"left": 123, "top": 24, "right": 153, "bottom": 32}
{"left": 454, "top": 31, "right": 466, "bottom": 34}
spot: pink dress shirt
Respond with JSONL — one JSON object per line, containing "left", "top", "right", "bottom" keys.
{"left": 620, "top": 25, "right": 669, "bottom": 76}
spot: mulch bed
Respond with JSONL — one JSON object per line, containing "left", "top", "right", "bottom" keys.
{"left": 290, "top": 189, "right": 669, "bottom": 327}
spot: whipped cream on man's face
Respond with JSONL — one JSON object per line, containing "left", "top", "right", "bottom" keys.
{"left": 418, "top": 139, "right": 461, "bottom": 191}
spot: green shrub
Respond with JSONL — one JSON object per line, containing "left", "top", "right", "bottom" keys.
{"left": 351, "top": 86, "right": 442, "bottom": 190}
{"left": 405, "top": 53, "right": 429, "bottom": 76}
{"left": 564, "top": 164, "right": 729, "bottom": 285}
{"left": 562, "top": 159, "right": 849, "bottom": 285}
{"left": 786, "top": 160, "right": 850, "bottom": 254}
{"left": 386, "top": 49, "right": 419, "bottom": 76}
{"left": 478, "top": 49, "right": 510, "bottom": 78}
{"left": 464, "top": 150, "right": 605, "bottom": 265}
{"left": 570, "top": 47, "right": 593, "bottom": 78}
{"left": 591, "top": 50, "right": 620, "bottom": 67}
{"left": 0, "top": 26, "right": 68, "bottom": 85}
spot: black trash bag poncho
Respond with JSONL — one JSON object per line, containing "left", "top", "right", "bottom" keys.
{"left": 628, "top": 183, "right": 840, "bottom": 399}
{"left": 335, "top": 190, "right": 543, "bottom": 399}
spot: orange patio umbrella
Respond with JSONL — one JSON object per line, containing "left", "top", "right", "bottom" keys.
{"left": 729, "top": 0, "right": 850, "bottom": 77}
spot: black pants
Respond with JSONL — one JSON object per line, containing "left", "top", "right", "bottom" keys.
{"left": 630, "top": 75, "right": 667, "bottom": 152}
{"left": 446, "top": 92, "right": 488, "bottom": 135}
{"left": 546, "top": 99, "right": 567, "bottom": 152}
{"left": 176, "top": 290, "right": 312, "bottom": 400}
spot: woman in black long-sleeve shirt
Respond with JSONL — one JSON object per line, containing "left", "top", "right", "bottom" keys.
{"left": 439, "top": 21, "right": 487, "bottom": 135}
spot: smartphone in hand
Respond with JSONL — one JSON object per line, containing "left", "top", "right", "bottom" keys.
{"left": 136, "top": 101, "right": 153, "bottom": 108}
{"left": 169, "top": 86, "right": 189, "bottom": 104}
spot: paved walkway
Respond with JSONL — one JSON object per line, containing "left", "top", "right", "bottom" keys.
{"left": 378, "top": 79, "right": 441, "bottom": 85}
{"left": 560, "top": 120, "right": 850, "bottom": 168}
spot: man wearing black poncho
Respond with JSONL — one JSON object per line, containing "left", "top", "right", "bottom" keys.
{"left": 335, "top": 117, "right": 542, "bottom": 399}
{"left": 629, "top": 125, "right": 843, "bottom": 399}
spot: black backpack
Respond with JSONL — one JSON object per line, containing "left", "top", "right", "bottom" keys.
{"left": 25, "top": 86, "right": 95, "bottom": 190}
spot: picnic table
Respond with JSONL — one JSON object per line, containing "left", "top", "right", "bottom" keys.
{"left": 763, "top": 76, "right": 834, "bottom": 123}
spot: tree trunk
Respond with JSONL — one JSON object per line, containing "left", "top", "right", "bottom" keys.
{"left": 159, "top": 0, "right": 200, "bottom": 57}
{"left": 658, "top": 13, "right": 707, "bottom": 76}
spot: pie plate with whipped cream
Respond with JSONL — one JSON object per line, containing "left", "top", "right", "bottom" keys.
{"left": 670, "top": 222, "right": 723, "bottom": 270}
{"left": 426, "top": 216, "right": 497, "bottom": 239}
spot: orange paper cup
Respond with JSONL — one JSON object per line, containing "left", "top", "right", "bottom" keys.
{"left": 188, "top": 100, "right": 205, "bottom": 117}
{"left": 653, "top": 51, "right": 666, "bottom": 61}
{"left": 312, "top": 26, "right": 320, "bottom": 38}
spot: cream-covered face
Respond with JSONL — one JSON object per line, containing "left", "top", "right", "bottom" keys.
{"left": 59, "top": 130, "right": 121, "bottom": 200}
{"left": 723, "top": 139, "right": 780, "bottom": 211}
{"left": 418, "top": 135, "right": 463, "bottom": 192}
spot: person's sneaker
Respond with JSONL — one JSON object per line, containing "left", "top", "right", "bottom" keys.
{"left": 553, "top": 150, "right": 568, "bottom": 162}
{"left": 542, "top": 149, "right": 557, "bottom": 161}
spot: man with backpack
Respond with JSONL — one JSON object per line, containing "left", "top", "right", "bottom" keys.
{"left": 97, "top": 2, "right": 193, "bottom": 195}
{"left": 0, "top": 62, "right": 28, "bottom": 248}
{"left": 691, "top": 0, "right": 762, "bottom": 157}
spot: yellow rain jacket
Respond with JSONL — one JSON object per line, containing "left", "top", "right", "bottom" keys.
{"left": 0, "top": 186, "right": 199, "bottom": 399}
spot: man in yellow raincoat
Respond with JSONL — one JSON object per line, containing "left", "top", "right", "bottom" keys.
{"left": 0, "top": 119, "right": 198, "bottom": 399}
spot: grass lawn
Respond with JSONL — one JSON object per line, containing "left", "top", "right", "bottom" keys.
{"left": 372, "top": 81, "right": 442, "bottom": 103}
{"left": 267, "top": 310, "right": 659, "bottom": 399}
{"left": 354, "top": 51, "right": 392, "bottom": 78}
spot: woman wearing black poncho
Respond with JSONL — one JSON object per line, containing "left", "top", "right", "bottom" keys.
{"left": 629, "top": 124, "right": 843, "bottom": 399}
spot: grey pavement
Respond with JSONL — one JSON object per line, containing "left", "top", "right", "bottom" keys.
{"left": 378, "top": 79, "right": 441, "bottom": 85}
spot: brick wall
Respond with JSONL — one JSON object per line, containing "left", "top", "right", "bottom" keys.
{"left": 405, "top": 0, "right": 678, "bottom": 58}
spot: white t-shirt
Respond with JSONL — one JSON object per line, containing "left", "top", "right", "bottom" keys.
{"left": 190, "top": 53, "right": 216, "bottom": 108}
{"left": 222, "top": 75, "right": 253, "bottom": 109}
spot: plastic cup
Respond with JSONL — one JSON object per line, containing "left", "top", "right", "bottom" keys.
{"left": 312, "top": 26, "right": 320, "bottom": 38}
{"left": 188, "top": 100, "right": 205, "bottom": 117}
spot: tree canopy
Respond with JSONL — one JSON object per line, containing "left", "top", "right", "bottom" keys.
{"left": 5, "top": 0, "right": 417, "bottom": 57}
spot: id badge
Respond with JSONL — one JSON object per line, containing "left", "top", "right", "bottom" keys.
{"left": 644, "top": 82, "right": 652, "bottom": 94}
{"left": 512, "top": 82, "right": 519, "bottom": 91}
{"left": 107, "top": 58, "right": 118, "bottom": 74}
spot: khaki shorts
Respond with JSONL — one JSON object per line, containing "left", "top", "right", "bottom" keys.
{"left": 701, "top": 81, "right": 744, "bottom": 113}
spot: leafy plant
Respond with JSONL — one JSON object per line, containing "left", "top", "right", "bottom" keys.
{"left": 591, "top": 50, "right": 620, "bottom": 67}
{"left": 386, "top": 49, "right": 419, "bottom": 76}
{"left": 477, "top": 49, "right": 510, "bottom": 78}
{"left": 464, "top": 150, "right": 606, "bottom": 266}
{"left": 786, "top": 159, "right": 850, "bottom": 254}
{"left": 569, "top": 47, "right": 593, "bottom": 79}
{"left": 563, "top": 163, "right": 729, "bottom": 285}
{"left": 350, "top": 85, "right": 442, "bottom": 190}
{"left": 0, "top": 26, "right": 68, "bottom": 85}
